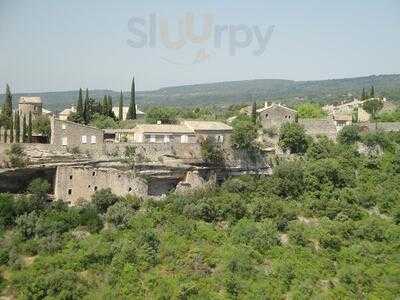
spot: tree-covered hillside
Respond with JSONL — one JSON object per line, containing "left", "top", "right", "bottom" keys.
{"left": 3, "top": 74, "right": 400, "bottom": 111}
{"left": 1, "top": 131, "right": 400, "bottom": 299}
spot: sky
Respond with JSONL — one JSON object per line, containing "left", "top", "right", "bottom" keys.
{"left": 0, "top": 0, "right": 399, "bottom": 93}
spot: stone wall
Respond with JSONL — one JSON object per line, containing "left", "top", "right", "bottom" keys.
{"left": 259, "top": 105, "right": 297, "bottom": 129}
{"left": 298, "top": 119, "right": 337, "bottom": 140}
{"left": 54, "top": 166, "right": 148, "bottom": 205}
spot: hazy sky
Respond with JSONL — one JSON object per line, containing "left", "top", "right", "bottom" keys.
{"left": 0, "top": 0, "right": 399, "bottom": 93}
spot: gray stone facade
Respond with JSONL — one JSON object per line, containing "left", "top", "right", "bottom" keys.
{"left": 299, "top": 119, "right": 337, "bottom": 140}
{"left": 54, "top": 166, "right": 148, "bottom": 205}
{"left": 19, "top": 97, "right": 42, "bottom": 119}
{"left": 257, "top": 103, "right": 297, "bottom": 129}
{"left": 50, "top": 117, "right": 104, "bottom": 148}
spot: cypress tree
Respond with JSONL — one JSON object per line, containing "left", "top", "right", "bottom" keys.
{"left": 102, "top": 95, "right": 108, "bottom": 116}
{"left": 119, "top": 91, "right": 124, "bottom": 121}
{"left": 22, "top": 114, "right": 27, "bottom": 143}
{"left": 251, "top": 102, "right": 257, "bottom": 124}
{"left": 127, "top": 76, "right": 136, "bottom": 120}
{"left": 370, "top": 86, "right": 375, "bottom": 98}
{"left": 2, "top": 84, "right": 13, "bottom": 127}
{"left": 28, "top": 112, "right": 32, "bottom": 143}
{"left": 107, "top": 95, "right": 113, "bottom": 117}
{"left": 14, "top": 111, "right": 20, "bottom": 143}
{"left": 3, "top": 128, "right": 7, "bottom": 143}
{"left": 9, "top": 113, "right": 14, "bottom": 143}
{"left": 361, "top": 88, "right": 366, "bottom": 100}
{"left": 83, "top": 88, "right": 89, "bottom": 124}
{"left": 77, "top": 88, "right": 83, "bottom": 118}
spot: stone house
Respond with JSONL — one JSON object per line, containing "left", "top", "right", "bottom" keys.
{"left": 55, "top": 166, "right": 148, "bottom": 205}
{"left": 112, "top": 121, "right": 233, "bottom": 145}
{"left": 58, "top": 106, "right": 76, "bottom": 121}
{"left": 19, "top": 97, "right": 42, "bottom": 119}
{"left": 257, "top": 102, "right": 297, "bottom": 129}
{"left": 50, "top": 117, "right": 104, "bottom": 147}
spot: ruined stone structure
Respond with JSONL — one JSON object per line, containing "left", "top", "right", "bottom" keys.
{"left": 257, "top": 102, "right": 297, "bottom": 129}
{"left": 55, "top": 166, "right": 148, "bottom": 205}
{"left": 50, "top": 117, "right": 104, "bottom": 148}
{"left": 19, "top": 97, "right": 42, "bottom": 119}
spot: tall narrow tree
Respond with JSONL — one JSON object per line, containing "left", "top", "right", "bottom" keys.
{"left": 3, "top": 128, "right": 8, "bottom": 143}
{"left": 251, "top": 102, "right": 257, "bottom": 124}
{"left": 119, "top": 91, "right": 124, "bottom": 121}
{"left": 107, "top": 95, "right": 113, "bottom": 117}
{"left": 127, "top": 76, "right": 136, "bottom": 120}
{"left": 102, "top": 95, "right": 108, "bottom": 116}
{"left": 14, "top": 111, "right": 20, "bottom": 143}
{"left": 28, "top": 112, "right": 32, "bottom": 143}
{"left": 361, "top": 88, "right": 366, "bottom": 100}
{"left": 22, "top": 114, "right": 27, "bottom": 143}
{"left": 9, "top": 113, "right": 14, "bottom": 143}
{"left": 77, "top": 88, "right": 84, "bottom": 118}
{"left": 2, "top": 84, "right": 13, "bottom": 126}
{"left": 83, "top": 88, "right": 90, "bottom": 124}
{"left": 370, "top": 86, "right": 375, "bottom": 98}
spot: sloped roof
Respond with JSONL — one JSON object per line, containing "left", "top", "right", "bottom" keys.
{"left": 257, "top": 103, "right": 297, "bottom": 114}
{"left": 131, "top": 124, "right": 194, "bottom": 134}
{"left": 19, "top": 97, "right": 42, "bottom": 104}
{"left": 184, "top": 120, "right": 233, "bottom": 131}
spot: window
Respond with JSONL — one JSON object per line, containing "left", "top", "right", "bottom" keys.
{"left": 150, "top": 135, "right": 156, "bottom": 143}
{"left": 62, "top": 137, "right": 68, "bottom": 146}
{"left": 164, "top": 135, "right": 170, "bottom": 143}
{"left": 62, "top": 123, "right": 66, "bottom": 130}
{"left": 265, "top": 114, "right": 269, "bottom": 118}
{"left": 91, "top": 135, "right": 97, "bottom": 144}
{"left": 69, "top": 175, "right": 73, "bottom": 180}
{"left": 128, "top": 187, "right": 132, "bottom": 192}
{"left": 81, "top": 135, "right": 87, "bottom": 144}
{"left": 181, "top": 135, "right": 189, "bottom": 144}
{"left": 68, "top": 189, "right": 72, "bottom": 195}
{"left": 92, "top": 171, "right": 96, "bottom": 176}
{"left": 216, "top": 135, "right": 224, "bottom": 143}
{"left": 94, "top": 186, "right": 98, "bottom": 191}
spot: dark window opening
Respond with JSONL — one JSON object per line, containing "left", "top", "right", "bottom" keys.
{"left": 92, "top": 172, "right": 96, "bottom": 176}
{"left": 68, "top": 189, "right": 72, "bottom": 195}
{"left": 88, "top": 185, "right": 91, "bottom": 188}
{"left": 94, "top": 186, "right": 98, "bottom": 191}
{"left": 69, "top": 175, "right": 73, "bottom": 180}
{"left": 128, "top": 187, "right": 132, "bottom": 192}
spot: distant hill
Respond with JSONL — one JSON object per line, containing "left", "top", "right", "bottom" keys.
{"left": 2, "top": 74, "right": 400, "bottom": 111}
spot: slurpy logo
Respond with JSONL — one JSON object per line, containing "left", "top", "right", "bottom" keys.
{"left": 127, "top": 13, "right": 275, "bottom": 65}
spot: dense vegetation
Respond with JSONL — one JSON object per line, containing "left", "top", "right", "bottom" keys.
{"left": 1, "top": 129, "right": 400, "bottom": 299}
{"left": 3, "top": 74, "right": 400, "bottom": 111}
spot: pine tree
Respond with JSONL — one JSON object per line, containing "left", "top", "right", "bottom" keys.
{"left": 251, "top": 102, "right": 257, "bottom": 124}
{"left": 28, "top": 112, "right": 32, "bottom": 143}
{"left": 2, "top": 84, "right": 13, "bottom": 126}
{"left": 22, "top": 114, "right": 27, "bottom": 143}
{"left": 119, "top": 91, "right": 124, "bottom": 121}
{"left": 83, "top": 88, "right": 89, "bottom": 124}
{"left": 370, "top": 86, "right": 375, "bottom": 98}
{"left": 77, "top": 88, "right": 84, "bottom": 118}
{"left": 14, "top": 111, "right": 20, "bottom": 143}
{"left": 127, "top": 76, "right": 136, "bottom": 120}
{"left": 9, "top": 113, "right": 14, "bottom": 143}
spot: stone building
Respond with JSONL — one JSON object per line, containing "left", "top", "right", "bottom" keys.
{"left": 257, "top": 102, "right": 297, "bottom": 129}
{"left": 112, "top": 121, "right": 233, "bottom": 145}
{"left": 55, "top": 166, "right": 148, "bottom": 205}
{"left": 112, "top": 105, "right": 145, "bottom": 121}
{"left": 50, "top": 117, "right": 104, "bottom": 147}
{"left": 299, "top": 119, "right": 337, "bottom": 140}
{"left": 19, "top": 97, "right": 42, "bottom": 119}
{"left": 58, "top": 106, "right": 76, "bottom": 121}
